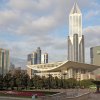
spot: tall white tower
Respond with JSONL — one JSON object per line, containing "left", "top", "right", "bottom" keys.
{"left": 68, "top": 2, "right": 85, "bottom": 63}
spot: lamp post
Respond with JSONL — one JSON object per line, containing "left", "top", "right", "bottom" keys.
{"left": 48, "top": 73, "right": 51, "bottom": 90}
{"left": 63, "top": 73, "right": 67, "bottom": 89}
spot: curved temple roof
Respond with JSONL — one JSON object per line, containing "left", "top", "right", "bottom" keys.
{"left": 27, "top": 61, "right": 100, "bottom": 72}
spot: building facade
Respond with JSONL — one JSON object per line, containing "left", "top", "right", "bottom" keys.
{"left": 68, "top": 3, "right": 85, "bottom": 63}
{"left": 0, "top": 48, "right": 10, "bottom": 76}
{"left": 90, "top": 46, "right": 100, "bottom": 66}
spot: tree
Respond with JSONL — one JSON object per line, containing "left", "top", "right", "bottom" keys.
{"left": 33, "top": 75, "right": 41, "bottom": 89}
{"left": 10, "top": 75, "right": 16, "bottom": 90}
{"left": 0, "top": 75, "right": 3, "bottom": 90}
{"left": 22, "top": 74, "right": 30, "bottom": 89}
{"left": 80, "top": 79, "right": 94, "bottom": 88}
{"left": 67, "top": 78, "right": 77, "bottom": 88}
{"left": 3, "top": 73, "right": 12, "bottom": 90}
{"left": 14, "top": 70, "right": 23, "bottom": 90}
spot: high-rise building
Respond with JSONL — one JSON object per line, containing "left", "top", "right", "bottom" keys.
{"left": 90, "top": 46, "right": 100, "bottom": 66}
{"left": 27, "top": 54, "right": 32, "bottom": 65}
{"left": 31, "top": 52, "right": 37, "bottom": 64}
{"left": 27, "top": 52, "right": 37, "bottom": 65}
{"left": 27, "top": 47, "right": 48, "bottom": 65}
{"left": 41, "top": 53, "right": 48, "bottom": 64}
{"left": 36, "top": 47, "right": 41, "bottom": 64}
{"left": 0, "top": 48, "right": 10, "bottom": 76}
{"left": 68, "top": 3, "right": 85, "bottom": 63}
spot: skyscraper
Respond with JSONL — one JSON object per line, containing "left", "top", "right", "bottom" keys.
{"left": 90, "top": 46, "right": 100, "bottom": 66}
{"left": 68, "top": 3, "right": 85, "bottom": 63}
{"left": 27, "top": 47, "right": 48, "bottom": 65}
{"left": 36, "top": 47, "right": 41, "bottom": 64}
{"left": 0, "top": 48, "right": 10, "bottom": 76}
{"left": 41, "top": 53, "right": 48, "bottom": 64}
{"left": 27, "top": 52, "right": 37, "bottom": 65}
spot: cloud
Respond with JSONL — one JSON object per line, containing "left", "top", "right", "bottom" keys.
{"left": 8, "top": 0, "right": 55, "bottom": 12}
{"left": 0, "top": 10, "right": 20, "bottom": 28}
{"left": 15, "top": 16, "right": 58, "bottom": 35}
{"left": 0, "top": 0, "right": 68, "bottom": 36}
{"left": 85, "top": 10, "right": 100, "bottom": 19}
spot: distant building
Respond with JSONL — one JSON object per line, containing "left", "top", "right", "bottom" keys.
{"left": 90, "top": 46, "right": 100, "bottom": 75}
{"left": 90, "top": 46, "right": 100, "bottom": 66}
{"left": 27, "top": 47, "right": 49, "bottom": 78}
{"left": 27, "top": 52, "right": 37, "bottom": 65}
{"left": 31, "top": 52, "right": 37, "bottom": 64}
{"left": 10, "top": 63, "right": 15, "bottom": 70}
{"left": 27, "top": 54, "right": 32, "bottom": 65}
{"left": 36, "top": 47, "right": 41, "bottom": 64}
{"left": 27, "top": 47, "right": 48, "bottom": 65}
{"left": 68, "top": 3, "right": 85, "bottom": 63}
{"left": 41, "top": 53, "right": 48, "bottom": 64}
{"left": 0, "top": 48, "right": 10, "bottom": 76}
{"left": 9, "top": 66, "right": 27, "bottom": 76}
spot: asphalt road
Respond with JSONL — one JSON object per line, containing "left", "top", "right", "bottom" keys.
{"left": 0, "top": 97, "right": 32, "bottom": 100}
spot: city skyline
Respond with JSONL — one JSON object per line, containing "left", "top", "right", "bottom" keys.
{"left": 0, "top": 0, "right": 100, "bottom": 67}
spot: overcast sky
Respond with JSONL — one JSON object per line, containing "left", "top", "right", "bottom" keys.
{"left": 0, "top": 0, "right": 100, "bottom": 66}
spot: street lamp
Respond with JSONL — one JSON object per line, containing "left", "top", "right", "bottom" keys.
{"left": 63, "top": 73, "right": 67, "bottom": 89}
{"left": 48, "top": 73, "right": 51, "bottom": 90}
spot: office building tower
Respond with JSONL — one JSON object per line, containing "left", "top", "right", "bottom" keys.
{"left": 27, "top": 54, "right": 32, "bottom": 65}
{"left": 41, "top": 53, "right": 48, "bottom": 64}
{"left": 68, "top": 3, "right": 85, "bottom": 63}
{"left": 27, "top": 47, "right": 48, "bottom": 65}
{"left": 36, "top": 47, "right": 41, "bottom": 64}
{"left": 31, "top": 52, "right": 37, "bottom": 64}
{"left": 0, "top": 48, "right": 10, "bottom": 76}
{"left": 90, "top": 46, "right": 100, "bottom": 66}
{"left": 27, "top": 52, "right": 37, "bottom": 65}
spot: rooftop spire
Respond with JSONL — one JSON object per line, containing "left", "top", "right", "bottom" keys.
{"left": 70, "top": 2, "right": 81, "bottom": 14}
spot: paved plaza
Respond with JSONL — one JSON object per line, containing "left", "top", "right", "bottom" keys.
{"left": 88, "top": 93, "right": 100, "bottom": 100}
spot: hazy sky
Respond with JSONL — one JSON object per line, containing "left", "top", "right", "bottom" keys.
{"left": 0, "top": 0, "right": 100, "bottom": 65}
